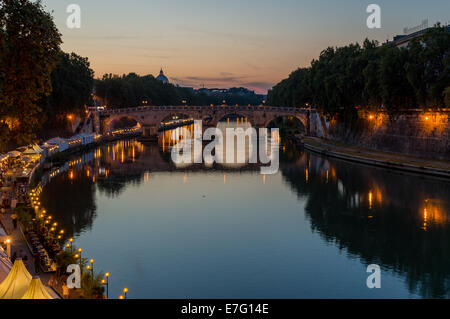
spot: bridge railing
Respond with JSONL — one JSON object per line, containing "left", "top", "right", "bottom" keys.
{"left": 97, "top": 105, "right": 315, "bottom": 115}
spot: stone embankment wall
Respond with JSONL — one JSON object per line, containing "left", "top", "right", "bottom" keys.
{"left": 326, "top": 110, "right": 450, "bottom": 160}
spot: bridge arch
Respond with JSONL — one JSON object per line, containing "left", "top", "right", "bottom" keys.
{"left": 104, "top": 115, "right": 142, "bottom": 134}
{"left": 264, "top": 114, "right": 308, "bottom": 132}
{"left": 95, "top": 106, "right": 316, "bottom": 137}
{"left": 216, "top": 113, "right": 253, "bottom": 125}
{"left": 158, "top": 113, "right": 192, "bottom": 124}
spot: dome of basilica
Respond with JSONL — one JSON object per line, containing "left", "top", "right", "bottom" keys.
{"left": 156, "top": 69, "right": 169, "bottom": 83}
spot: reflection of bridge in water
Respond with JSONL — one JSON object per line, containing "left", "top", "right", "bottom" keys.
{"left": 93, "top": 105, "right": 327, "bottom": 138}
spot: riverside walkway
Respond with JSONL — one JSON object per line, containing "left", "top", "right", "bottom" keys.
{"left": 0, "top": 213, "right": 36, "bottom": 274}
{"left": 302, "top": 137, "right": 450, "bottom": 178}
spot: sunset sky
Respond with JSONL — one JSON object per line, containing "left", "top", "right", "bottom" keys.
{"left": 42, "top": 0, "right": 449, "bottom": 94}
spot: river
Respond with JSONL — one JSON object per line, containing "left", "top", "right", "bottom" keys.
{"left": 38, "top": 125, "right": 450, "bottom": 299}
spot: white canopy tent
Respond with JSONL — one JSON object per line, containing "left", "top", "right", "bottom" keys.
{"left": 21, "top": 277, "right": 54, "bottom": 299}
{"left": 0, "top": 259, "right": 32, "bottom": 299}
{"left": 0, "top": 246, "right": 12, "bottom": 283}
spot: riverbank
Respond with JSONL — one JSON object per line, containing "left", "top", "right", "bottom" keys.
{"left": 302, "top": 137, "right": 450, "bottom": 178}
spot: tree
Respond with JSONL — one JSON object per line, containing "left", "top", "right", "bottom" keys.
{"left": 406, "top": 25, "right": 450, "bottom": 108}
{"left": 40, "top": 51, "right": 94, "bottom": 132}
{"left": 95, "top": 73, "right": 264, "bottom": 108}
{"left": 377, "top": 45, "right": 416, "bottom": 114}
{"left": 269, "top": 27, "right": 449, "bottom": 117}
{"left": 0, "top": 0, "right": 61, "bottom": 146}
{"left": 445, "top": 87, "right": 450, "bottom": 108}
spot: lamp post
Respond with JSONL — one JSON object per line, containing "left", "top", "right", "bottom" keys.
{"left": 69, "top": 238, "right": 73, "bottom": 253}
{"left": 103, "top": 272, "right": 109, "bottom": 299}
{"left": 89, "top": 259, "right": 94, "bottom": 277}
{"left": 123, "top": 288, "right": 128, "bottom": 299}
{"left": 77, "top": 248, "right": 82, "bottom": 267}
{"left": 5, "top": 238, "right": 11, "bottom": 258}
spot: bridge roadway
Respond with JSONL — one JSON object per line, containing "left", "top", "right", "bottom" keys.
{"left": 93, "top": 105, "right": 326, "bottom": 138}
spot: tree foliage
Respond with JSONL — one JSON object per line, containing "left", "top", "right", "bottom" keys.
{"left": 39, "top": 51, "right": 94, "bottom": 133}
{"left": 94, "top": 73, "right": 264, "bottom": 108}
{"left": 0, "top": 0, "right": 62, "bottom": 146}
{"left": 44, "top": 52, "right": 94, "bottom": 116}
{"left": 267, "top": 26, "right": 450, "bottom": 117}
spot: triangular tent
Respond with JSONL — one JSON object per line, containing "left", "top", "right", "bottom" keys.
{"left": 22, "top": 148, "right": 39, "bottom": 155}
{"left": 31, "top": 144, "right": 43, "bottom": 153}
{"left": 0, "top": 259, "right": 32, "bottom": 299}
{"left": 21, "top": 277, "right": 53, "bottom": 299}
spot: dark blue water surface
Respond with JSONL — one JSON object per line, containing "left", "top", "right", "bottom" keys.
{"left": 40, "top": 137, "right": 450, "bottom": 299}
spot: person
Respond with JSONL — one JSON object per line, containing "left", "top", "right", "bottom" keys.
{"left": 11, "top": 214, "right": 17, "bottom": 229}
{"left": 11, "top": 251, "right": 17, "bottom": 264}
{"left": 33, "top": 252, "right": 40, "bottom": 274}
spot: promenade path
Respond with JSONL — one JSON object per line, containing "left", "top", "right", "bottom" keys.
{"left": 0, "top": 212, "right": 36, "bottom": 275}
{"left": 303, "top": 137, "right": 450, "bottom": 178}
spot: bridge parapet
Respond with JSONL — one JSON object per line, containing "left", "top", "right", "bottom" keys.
{"left": 97, "top": 105, "right": 314, "bottom": 116}
{"left": 96, "top": 105, "right": 323, "bottom": 137}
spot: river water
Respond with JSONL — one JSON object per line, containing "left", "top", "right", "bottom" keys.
{"left": 39, "top": 125, "right": 450, "bottom": 299}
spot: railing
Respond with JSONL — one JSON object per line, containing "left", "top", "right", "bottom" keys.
{"left": 97, "top": 105, "right": 315, "bottom": 116}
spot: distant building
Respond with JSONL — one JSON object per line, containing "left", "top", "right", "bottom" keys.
{"left": 392, "top": 24, "right": 450, "bottom": 49}
{"left": 156, "top": 69, "right": 169, "bottom": 83}
{"left": 196, "top": 87, "right": 257, "bottom": 96}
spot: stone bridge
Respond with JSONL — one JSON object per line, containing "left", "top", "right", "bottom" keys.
{"left": 93, "top": 105, "right": 326, "bottom": 138}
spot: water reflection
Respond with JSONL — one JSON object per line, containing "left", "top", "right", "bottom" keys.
{"left": 38, "top": 127, "right": 450, "bottom": 298}
{"left": 282, "top": 152, "right": 450, "bottom": 298}
{"left": 158, "top": 122, "right": 278, "bottom": 169}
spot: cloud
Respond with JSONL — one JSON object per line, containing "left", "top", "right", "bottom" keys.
{"left": 170, "top": 75, "right": 273, "bottom": 94}
{"left": 242, "top": 81, "right": 275, "bottom": 93}
{"left": 184, "top": 75, "right": 247, "bottom": 83}
{"left": 65, "top": 35, "right": 140, "bottom": 41}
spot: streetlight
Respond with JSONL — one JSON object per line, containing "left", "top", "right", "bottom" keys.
{"left": 119, "top": 295, "right": 124, "bottom": 299}
{"left": 5, "top": 238, "right": 11, "bottom": 258}
{"left": 90, "top": 259, "right": 94, "bottom": 277}
{"left": 123, "top": 288, "right": 128, "bottom": 299}
{"left": 104, "top": 273, "right": 110, "bottom": 299}
{"left": 77, "top": 248, "right": 82, "bottom": 267}
{"left": 69, "top": 238, "right": 73, "bottom": 253}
